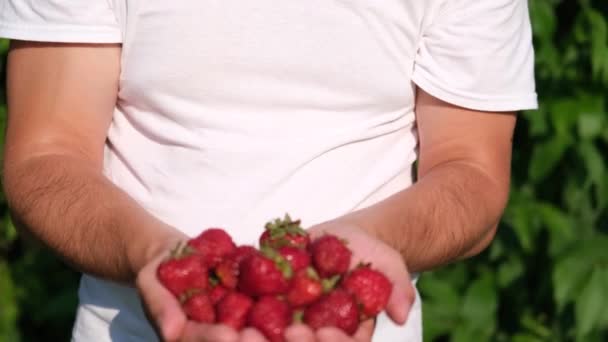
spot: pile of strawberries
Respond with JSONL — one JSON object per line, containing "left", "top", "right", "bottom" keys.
{"left": 157, "top": 215, "right": 392, "bottom": 342}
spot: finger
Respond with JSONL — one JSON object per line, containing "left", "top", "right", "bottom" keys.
{"left": 136, "top": 256, "right": 186, "bottom": 342}
{"left": 384, "top": 263, "right": 416, "bottom": 325}
{"left": 284, "top": 324, "right": 316, "bottom": 342}
{"left": 316, "top": 327, "right": 353, "bottom": 342}
{"left": 239, "top": 328, "right": 269, "bottom": 342}
{"left": 181, "top": 322, "right": 239, "bottom": 342}
{"left": 352, "top": 319, "right": 375, "bottom": 341}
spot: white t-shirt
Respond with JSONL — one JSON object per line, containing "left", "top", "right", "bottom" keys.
{"left": 1, "top": 1, "right": 537, "bottom": 341}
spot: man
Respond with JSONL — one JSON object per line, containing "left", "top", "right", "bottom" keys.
{"left": 0, "top": 0, "right": 537, "bottom": 341}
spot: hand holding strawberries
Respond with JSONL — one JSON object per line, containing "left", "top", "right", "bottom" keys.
{"left": 135, "top": 230, "right": 252, "bottom": 342}
{"left": 287, "top": 220, "right": 417, "bottom": 341}
{"left": 150, "top": 215, "right": 415, "bottom": 341}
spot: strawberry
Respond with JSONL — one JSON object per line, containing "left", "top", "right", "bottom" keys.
{"left": 238, "top": 248, "right": 292, "bottom": 297}
{"left": 287, "top": 268, "right": 342, "bottom": 307}
{"left": 286, "top": 268, "right": 323, "bottom": 307}
{"left": 248, "top": 296, "right": 291, "bottom": 342}
{"left": 157, "top": 244, "right": 209, "bottom": 298}
{"left": 183, "top": 292, "right": 215, "bottom": 323}
{"left": 309, "top": 234, "right": 352, "bottom": 277}
{"left": 303, "top": 289, "right": 359, "bottom": 335}
{"left": 232, "top": 245, "right": 257, "bottom": 263}
{"left": 260, "top": 214, "right": 310, "bottom": 249}
{"left": 187, "top": 228, "right": 236, "bottom": 267}
{"left": 278, "top": 246, "right": 310, "bottom": 272}
{"left": 217, "top": 292, "right": 254, "bottom": 331}
{"left": 342, "top": 264, "right": 392, "bottom": 318}
{"left": 214, "top": 245, "right": 257, "bottom": 289}
{"left": 209, "top": 285, "right": 229, "bottom": 305}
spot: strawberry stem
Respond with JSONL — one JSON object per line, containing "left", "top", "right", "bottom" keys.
{"left": 178, "top": 288, "right": 202, "bottom": 304}
{"left": 260, "top": 246, "right": 294, "bottom": 279}
{"left": 293, "top": 310, "right": 304, "bottom": 323}
{"left": 321, "top": 275, "right": 341, "bottom": 293}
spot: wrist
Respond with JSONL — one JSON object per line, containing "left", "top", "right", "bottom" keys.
{"left": 324, "top": 211, "right": 380, "bottom": 239}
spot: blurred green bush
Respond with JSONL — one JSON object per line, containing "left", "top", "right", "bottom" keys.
{"left": 419, "top": 1, "right": 608, "bottom": 341}
{"left": 0, "top": 0, "right": 606, "bottom": 341}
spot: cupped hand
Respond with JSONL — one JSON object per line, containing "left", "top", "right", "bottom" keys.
{"left": 283, "top": 221, "right": 416, "bottom": 342}
{"left": 135, "top": 239, "right": 269, "bottom": 342}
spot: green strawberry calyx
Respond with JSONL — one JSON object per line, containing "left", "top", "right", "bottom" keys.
{"left": 260, "top": 246, "right": 294, "bottom": 279}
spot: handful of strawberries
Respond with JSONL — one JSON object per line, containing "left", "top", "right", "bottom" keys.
{"left": 157, "top": 215, "right": 392, "bottom": 342}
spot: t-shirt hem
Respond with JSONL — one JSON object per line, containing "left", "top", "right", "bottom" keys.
{"left": 0, "top": 24, "right": 122, "bottom": 43}
{"left": 411, "top": 71, "right": 538, "bottom": 112}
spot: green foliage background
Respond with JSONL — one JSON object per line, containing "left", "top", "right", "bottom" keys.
{"left": 0, "top": 1, "right": 607, "bottom": 341}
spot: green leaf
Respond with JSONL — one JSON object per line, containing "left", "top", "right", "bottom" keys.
{"left": 536, "top": 203, "right": 576, "bottom": 256}
{"left": 529, "top": 0, "right": 556, "bottom": 40}
{"left": 586, "top": 8, "right": 608, "bottom": 82}
{"left": 522, "top": 108, "right": 548, "bottom": 137}
{"left": 460, "top": 272, "right": 497, "bottom": 338}
{"left": 0, "top": 261, "right": 20, "bottom": 342}
{"left": 549, "top": 98, "right": 583, "bottom": 136}
{"left": 597, "top": 176, "right": 608, "bottom": 215}
{"left": 575, "top": 267, "right": 605, "bottom": 338}
{"left": 421, "top": 302, "right": 455, "bottom": 341}
{"left": 602, "top": 126, "right": 608, "bottom": 143}
{"left": 497, "top": 255, "right": 524, "bottom": 288}
{"left": 553, "top": 255, "right": 590, "bottom": 312}
{"left": 578, "top": 142, "right": 606, "bottom": 189}
{"left": 419, "top": 276, "right": 461, "bottom": 313}
{"left": 600, "top": 268, "right": 608, "bottom": 327}
{"left": 577, "top": 111, "right": 605, "bottom": 140}
{"left": 0, "top": 39, "right": 9, "bottom": 54}
{"left": 528, "top": 136, "right": 572, "bottom": 183}
{"left": 511, "top": 334, "right": 545, "bottom": 342}
{"left": 504, "top": 200, "right": 539, "bottom": 252}
{"left": 452, "top": 324, "right": 482, "bottom": 342}
{"left": 520, "top": 313, "right": 552, "bottom": 339}
{"left": 554, "top": 235, "right": 608, "bottom": 311}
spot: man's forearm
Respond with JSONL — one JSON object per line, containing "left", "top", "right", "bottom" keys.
{"left": 340, "top": 160, "right": 509, "bottom": 273}
{"left": 3, "top": 153, "right": 184, "bottom": 283}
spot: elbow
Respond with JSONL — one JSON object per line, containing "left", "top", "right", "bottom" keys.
{"left": 463, "top": 223, "right": 499, "bottom": 258}
{"left": 464, "top": 171, "right": 510, "bottom": 258}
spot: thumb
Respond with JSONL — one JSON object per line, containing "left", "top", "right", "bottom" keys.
{"left": 384, "top": 264, "right": 416, "bottom": 325}
{"left": 137, "top": 257, "right": 187, "bottom": 342}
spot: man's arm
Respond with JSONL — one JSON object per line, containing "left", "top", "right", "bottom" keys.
{"left": 2, "top": 41, "right": 184, "bottom": 283}
{"left": 336, "top": 89, "right": 515, "bottom": 273}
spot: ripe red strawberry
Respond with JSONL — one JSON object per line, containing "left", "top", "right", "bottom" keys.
{"left": 209, "top": 285, "right": 228, "bottom": 305}
{"left": 287, "top": 268, "right": 342, "bottom": 307}
{"left": 286, "top": 268, "right": 323, "bottom": 307}
{"left": 260, "top": 215, "right": 310, "bottom": 249}
{"left": 232, "top": 245, "right": 257, "bottom": 263}
{"left": 238, "top": 249, "right": 292, "bottom": 297}
{"left": 248, "top": 296, "right": 291, "bottom": 342}
{"left": 214, "top": 245, "right": 257, "bottom": 289}
{"left": 157, "top": 245, "right": 209, "bottom": 298}
{"left": 303, "top": 289, "right": 359, "bottom": 335}
{"left": 309, "top": 234, "right": 352, "bottom": 277}
{"left": 183, "top": 292, "right": 215, "bottom": 323}
{"left": 217, "top": 292, "right": 254, "bottom": 330}
{"left": 342, "top": 264, "right": 392, "bottom": 318}
{"left": 187, "top": 228, "right": 236, "bottom": 267}
{"left": 278, "top": 246, "right": 310, "bottom": 272}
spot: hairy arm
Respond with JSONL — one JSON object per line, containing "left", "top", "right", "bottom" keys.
{"left": 2, "top": 41, "right": 184, "bottom": 283}
{"left": 337, "top": 89, "right": 515, "bottom": 273}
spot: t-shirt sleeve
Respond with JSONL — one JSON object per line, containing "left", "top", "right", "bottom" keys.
{"left": 0, "top": 0, "right": 122, "bottom": 43}
{"left": 412, "top": 0, "right": 538, "bottom": 111}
